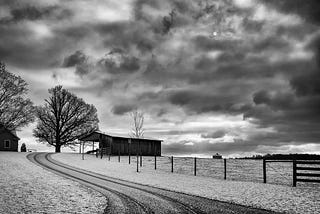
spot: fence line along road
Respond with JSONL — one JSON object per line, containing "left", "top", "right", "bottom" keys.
{"left": 94, "top": 153, "right": 320, "bottom": 187}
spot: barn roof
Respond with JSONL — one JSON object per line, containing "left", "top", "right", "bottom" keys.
{"left": 79, "top": 130, "right": 162, "bottom": 142}
{"left": 0, "top": 124, "right": 20, "bottom": 140}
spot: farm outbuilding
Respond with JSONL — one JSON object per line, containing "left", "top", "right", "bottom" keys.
{"left": 0, "top": 124, "right": 19, "bottom": 152}
{"left": 79, "top": 131, "right": 161, "bottom": 156}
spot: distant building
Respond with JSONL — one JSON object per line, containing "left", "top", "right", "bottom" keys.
{"left": 212, "top": 153, "right": 222, "bottom": 159}
{"left": 0, "top": 124, "right": 19, "bottom": 151}
{"left": 79, "top": 131, "right": 162, "bottom": 156}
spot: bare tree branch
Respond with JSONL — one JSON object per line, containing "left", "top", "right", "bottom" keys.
{"left": 130, "top": 110, "right": 145, "bottom": 138}
{"left": 0, "top": 62, "right": 34, "bottom": 130}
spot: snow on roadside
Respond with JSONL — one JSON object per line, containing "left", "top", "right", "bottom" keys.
{"left": 0, "top": 152, "right": 107, "bottom": 214}
{"left": 54, "top": 153, "right": 320, "bottom": 214}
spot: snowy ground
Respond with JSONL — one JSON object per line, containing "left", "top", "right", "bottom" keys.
{"left": 0, "top": 152, "right": 107, "bottom": 214}
{"left": 54, "top": 153, "right": 320, "bottom": 214}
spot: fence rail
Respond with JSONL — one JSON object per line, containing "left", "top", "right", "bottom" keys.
{"left": 293, "top": 160, "right": 320, "bottom": 187}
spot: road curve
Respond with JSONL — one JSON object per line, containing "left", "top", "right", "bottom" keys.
{"left": 27, "top": 152, "right": 282, "bottom": 214}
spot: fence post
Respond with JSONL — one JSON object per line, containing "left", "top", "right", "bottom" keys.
{"left": 224, "top": 159, "right": 227, "bottom": 180}
{"left": 171, "top": 156, "right": 174, "bottom": 173}
{"left": 194, "top": 157, "right": 197, "bottom": 176}
{"left": 293, "top": 159, "right": 297, "bottom": 187}
{"left": 263, "top": 158, "right": 266, "bottom": 183}
{"left": 108, "top": 153, "right": 110, "bottom": 161}
{"left": 140, "top": 155, "right": 142, "bottom": 167}
{"left": 82, "top": 142, "right": 84, "bottom": 160}
{"left": 118, "top": 150, "right": 120, "bottom": 162}
{"left": 129, "top": 142, "right": 131, "bottom": 164}
{"left": 154, "top": 155, "right": 157, "bottom": 170}
{"left": 136, "top": 154, "right": 139, "bottom": 172}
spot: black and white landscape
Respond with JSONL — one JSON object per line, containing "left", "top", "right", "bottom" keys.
{"left": 0, "top": 0, "right": 319, "bottom": 213}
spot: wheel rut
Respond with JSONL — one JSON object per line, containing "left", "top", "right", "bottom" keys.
{"left": 27, "top": 153, "right": 150, "bottom": 214}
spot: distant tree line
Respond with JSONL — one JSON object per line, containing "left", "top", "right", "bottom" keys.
{"left": 236, "top": 153, "right": 320, "bottom": 160}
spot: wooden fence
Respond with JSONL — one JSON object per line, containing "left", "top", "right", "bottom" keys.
{"left": 263, "top": 159, "right": 320, "bottom": 187}
{"left": 293, "top": 160, "right": 320, "bottom": 187}
{"left": 104, "top": 154, "right": 229, "bottom": 179}
{"left": 89, "top": 153, "right": 320, "bottom": 187}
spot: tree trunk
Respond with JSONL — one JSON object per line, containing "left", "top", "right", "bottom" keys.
{"left": 55, "top": 145, "right": 61, "bottom": 153}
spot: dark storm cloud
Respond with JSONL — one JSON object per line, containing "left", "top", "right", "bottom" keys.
{"left": 166, "top": 89, "right": 251, "bottom": 114}
{"left": 252, "top": 90, "right": 271, "bottom": 105}
{"left": 111, "top": 104, "right": 136, "bottom": 115}
{"left": 246, "top": 90, "right": 320, "bottom": 132}
{"left": 120, "top": 56, "right": 140, "bottom": 71}
{"left": 253, "top": 90, "right": 295, "bottom": 110}
{"left": 141, "top": 33, "right": 299, "bottom": 88}
{"left": 0, "top": 4, "right": 75, "bottom": 69}
{"left": 0, "top": 27, "right": 68, "bottom": 69}
{"left": 62, "top": 51, "right": 92, "bottom": 76}
{"left": 62, "top": 50, "right": 87, "bottom": 67}
{"left": 97, "top": 56, "right": 140, "bottom": 74}
{"left": 244, "top": 33, "right": 320, "bottom": 143}
{"left": 95, "top": 21, "right": 160, "bottom": 53}
{"left": 0, "top": 4, "right": 72, "bottom": 24}
{"left": 96, "top": 48, "right": 141, "bottom": 74}
{"left": 290, "top": 36, "right": 320, "bottom": 96}
{"left": 262, "top": 0, "right": 320, "bottom": 24}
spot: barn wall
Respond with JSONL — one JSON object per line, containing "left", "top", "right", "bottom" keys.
{"left": 98, "top": 135, "right": 112, "bottom": 154}
{"left": 0, "top": 131, "right": 18, "bottom": 151}
{"left": 109, "top": 138, "right": 161, "bottom": 156}
{"left": 92, "top": 134, "right": 161, "bottom": 156}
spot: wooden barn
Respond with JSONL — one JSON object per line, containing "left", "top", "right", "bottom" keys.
{"left": 0, "top": 124, "right": 19, "bottom": 152}
{"left": 79, "top": 131, "right": 161, "bottom": 156}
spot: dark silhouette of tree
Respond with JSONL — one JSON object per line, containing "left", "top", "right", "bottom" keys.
{"left": 33, "top": 85, "right": 99, "bottom": 152}
{"left": 130, "top": 110, "right": 144, "bottom": 138}
{"left": 0, "top": 62, "right": 34, "bottom": 130}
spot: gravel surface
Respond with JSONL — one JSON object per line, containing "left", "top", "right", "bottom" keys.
{"left": 0, "top": 152, "right": 107, "bottom": 214}
{"left": 54, "top": 153, "right": 320, "bottom": 214}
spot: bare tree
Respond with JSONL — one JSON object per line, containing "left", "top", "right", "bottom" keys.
{"left": 130, "top": 110, "right": 145, "bottom": 138}
{"left": 33, "top": 85, "right": 99, "bottom": 152}
{"left": 0, "top": 62, "right": 34, "bottom": 130}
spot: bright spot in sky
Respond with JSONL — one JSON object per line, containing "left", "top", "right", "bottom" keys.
{"left": 209, "top": 31, "right": 218, "bottom": 38}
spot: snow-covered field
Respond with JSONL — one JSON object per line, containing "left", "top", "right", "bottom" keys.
{"left": 0, "top": 152, "right": 106, "bottom": 214}
{"left": 127, "top": 156, "right": 319, "bottom": 187}
{"left": 54, "top": 153, "right": 320, "bottom": 214}
{"left": 132, "top": 156, "right": 293, "bottom": 185}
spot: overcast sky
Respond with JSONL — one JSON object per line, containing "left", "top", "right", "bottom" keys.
{"left": 1, "top": 0, "right": 319, "bottom": 157}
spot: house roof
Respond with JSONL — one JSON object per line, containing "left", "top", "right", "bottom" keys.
{"left": 79, "top": 130, "right": 162, "bottom": 142}
{"left": 0, "top": 124, "right": 20, "bottom": 140}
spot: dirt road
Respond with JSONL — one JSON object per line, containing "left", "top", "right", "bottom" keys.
{"left": 28, "top": 152, "right": 281, "bottom": 214}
